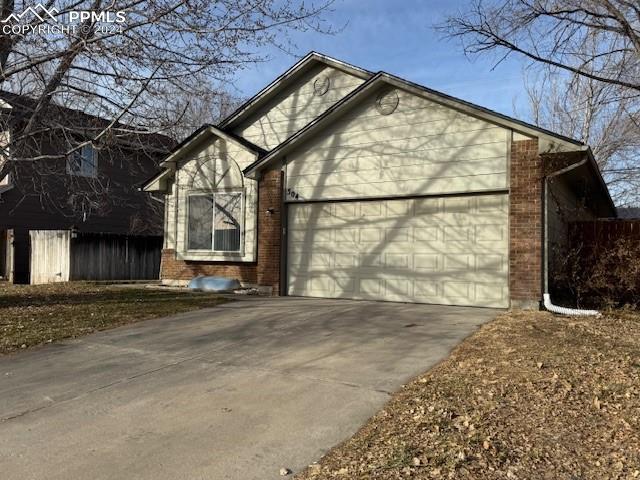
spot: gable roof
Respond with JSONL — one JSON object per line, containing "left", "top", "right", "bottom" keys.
{"left": 218, "top": 52, "right": 372, "bottom": 130}
{"left": 144, "top": 52, "right": 613, "bottom": 212}
{"left": 142, "top": 53, "right": 369, "bottom": 192}
{"left": 142, "top": 125, "right": 264, "bottom": 192}
{"left": 159, "top": 124, "right": 263, "bottom": 166}
{"left": 242, "top": 70, "right": 585, "bottom": 177}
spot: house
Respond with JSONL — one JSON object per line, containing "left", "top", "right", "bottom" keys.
{"left": 143, "top": 52, "right": 616, "bottom": 309}
{"left": 0, "top": 92, "right": 172, "bottom": 284}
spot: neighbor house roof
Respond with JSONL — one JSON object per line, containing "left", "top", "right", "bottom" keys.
{"left": 617, "top": 207, "right": 640, "bottom": 219}
{"left": 0, "top": 90, "right": 175, "bottom": 153}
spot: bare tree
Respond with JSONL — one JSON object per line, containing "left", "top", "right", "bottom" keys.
{"left": 522, "top": 60, "right": 640, "bottom": 205}
{"left": 441, "top": 0, "right": 640, "bottom": 206}
{"left": 158, "top": 79, "right": 245, "bottom": 140}
{"left": 441, "top": 0, "right": 640, "bottom": 90}
{"left": 0, "top": 0, "right": 335, "bottom": 214}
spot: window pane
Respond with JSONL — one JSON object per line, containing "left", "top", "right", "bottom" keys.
{"left": 68, "top": 152, "right": 82, "bottom": 175}
{"left": 188, "top": 195, "right": 213, "bottom": 250}
{"left": 214, "top": 193, "right": 241, "bottom": 252}
{"left": 82, "top": 145, "right": 97, "bottom": 177}
{"left": 67, "top": 145, "right": 97, "bottom": 177}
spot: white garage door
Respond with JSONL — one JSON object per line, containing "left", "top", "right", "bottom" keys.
{"left": 286, "top": 194, "right": 509, "bottom": 308}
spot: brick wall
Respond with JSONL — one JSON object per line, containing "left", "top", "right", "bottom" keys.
{"left": 160, "top": 167, "right": 283, "bottom": 292}
{"left": 256, "top": 168, "right": 283, "bottom": 294}
{"left": 509, "top": 138, "right": 542, "bottom": 308}
{"left": 161, "top": 138, "right": 561, "bottom": 307}
{"left": 160, "top": 249, "right": 257, "bottom": 284}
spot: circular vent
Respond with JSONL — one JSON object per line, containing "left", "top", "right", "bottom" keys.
{"left": 313, "top": 76, "right": 330, "bottom": 96}
{"left": 376, "top": 90, "right": 399, "bottom": 115}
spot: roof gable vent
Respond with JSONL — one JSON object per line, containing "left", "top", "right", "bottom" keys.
{"left": 313, "top": 75, "right": 330, "bottom": 96}
{"left": 376, "top": 89, "right": 399, "bottom": 115}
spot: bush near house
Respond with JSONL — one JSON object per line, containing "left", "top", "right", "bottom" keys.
{"left": 558, "top": 221, "right": 640, "bottom": 308}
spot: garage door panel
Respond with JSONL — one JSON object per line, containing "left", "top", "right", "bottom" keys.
{"left": 414, "top": 227, "right": 440, "bottom": 241}
{"left": 385, "top": 253, "right": 410, "bottom": 268}
{"left": 476, "top": 224, "right": 507, "bottom": 241}
{"left": 287, "top": 194, "right": 508, "bottom": 307}
{"left": 335, "top": 275, "right": 355, "bottom": 293}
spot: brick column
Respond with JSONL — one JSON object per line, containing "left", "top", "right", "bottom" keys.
{"left": 256, "top": 168, "right": 283, "bottom": 295}
{"left": 509, "top": 139, "right": 543, "bottom": 309}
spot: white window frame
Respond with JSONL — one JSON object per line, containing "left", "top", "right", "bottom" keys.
{"left": 0, "top": 132, "right": 12, "bottom": 188}
{"left": 186, "top": 189, "right": 244, "bottom": 254}
{"left": 67, "top": 144, "right": 98, "bottom": 178}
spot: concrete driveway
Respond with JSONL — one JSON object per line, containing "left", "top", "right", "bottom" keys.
{"left": 0, "top": 297, "right": 498, "bottom": 480}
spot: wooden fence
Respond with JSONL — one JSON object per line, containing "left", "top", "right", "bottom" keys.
{"left": 30, "top": 230, "right": 162, "bottom": 284}
{"left": 570, "top": 219, "right": 640, "bottom": 249}
{"left": 30, "top": 230, "right": 71, "bottom": 284}
{"left": 0, "top": 229, "right": 11, "bottom": 281}
{"left": 70, "top": 233, "right": 162, "bottom": 281}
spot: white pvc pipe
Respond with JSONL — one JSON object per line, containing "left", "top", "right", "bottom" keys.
{"left": 543, "top": 293, "right": 601, "bottom": 317}
{"left": 543, "top": 153, "right": 602, "bottom": 318}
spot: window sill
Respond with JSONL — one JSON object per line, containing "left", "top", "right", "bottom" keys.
{"left": 179, "top": 251, "right": 248, "bottom": 263}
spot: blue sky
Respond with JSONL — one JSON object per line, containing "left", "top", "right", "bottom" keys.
{"left": 231, "top": 0, "right": 530, "bottom": 119}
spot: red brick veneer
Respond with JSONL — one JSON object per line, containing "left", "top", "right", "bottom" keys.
{"left": 509, "top": 139, "right": 542, "bottom": 308}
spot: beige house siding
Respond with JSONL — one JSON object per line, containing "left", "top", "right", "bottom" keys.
{"left": 232, "top": 64, "right": 366, "bottom": 150}
{"left": 284, "top": 85, "right": 510, "bottom": 201}
{"left": 164, "top": 138, "right": 258, "bottom": 262}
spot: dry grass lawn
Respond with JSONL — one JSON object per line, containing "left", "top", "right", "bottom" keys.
{"left": 297, "top": 309, "right": 640, "bottom": 480}
{"left": 0, "top": 282, "right": 227, "bottom": 354}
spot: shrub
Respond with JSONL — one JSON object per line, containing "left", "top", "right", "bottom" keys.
{"left": 558, "top": 235, "right": 640, "bottom": 309}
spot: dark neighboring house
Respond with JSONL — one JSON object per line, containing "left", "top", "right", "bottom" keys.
{"left": 617, "top": 207, "right": 640, "bottom": 219}
{"left": 0, "top": 92, "right": 173, "bottom": 283}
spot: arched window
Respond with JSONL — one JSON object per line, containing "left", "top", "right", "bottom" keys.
{"left": 185, "top": 156, "right": 244, "bottom": 253}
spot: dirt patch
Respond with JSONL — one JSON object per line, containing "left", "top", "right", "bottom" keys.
{"left": 296, "top": 310, "right": 640, "bottom": 479}
{"left": 0, "top": 282, "right": 227, "bottom": 354}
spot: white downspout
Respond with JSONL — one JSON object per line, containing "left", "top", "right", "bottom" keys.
{"left": 542, "top": 293, "right": 600, "bottom": 316}
{"left": 543, "top": 155, "right": 601, "bottom": 317}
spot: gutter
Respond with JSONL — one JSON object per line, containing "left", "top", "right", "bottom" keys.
{"left": 543, "top": 157, "right": 601, "bottom": 316}
{"left": 581, "top": 146, "right": 617, "bottom": 216}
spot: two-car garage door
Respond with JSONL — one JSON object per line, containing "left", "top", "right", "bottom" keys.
{"left": 286, "top": 194, "right": 509, "bottom": 308}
